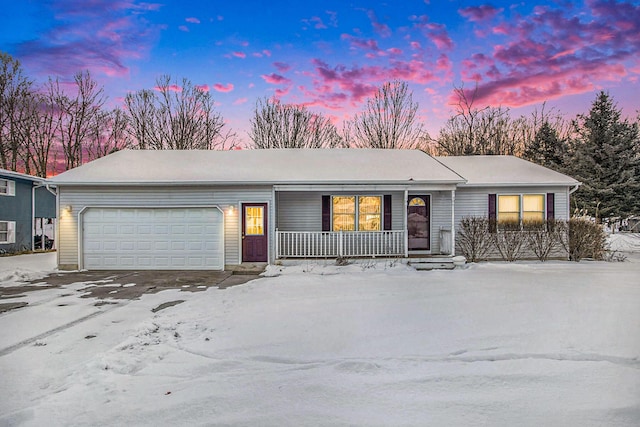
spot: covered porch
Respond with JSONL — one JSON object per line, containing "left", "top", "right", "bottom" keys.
{"left": 273, "top": 186, "right": 457, "bottom": 260}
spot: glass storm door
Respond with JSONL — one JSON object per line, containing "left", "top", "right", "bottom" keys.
{"left": 242, "top": 203, "right": 268, "bottom": 262}
{"left": 407, "top": 196, "right": 430, "bottom": 250}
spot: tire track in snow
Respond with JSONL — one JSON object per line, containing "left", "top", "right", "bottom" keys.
{"left": 0, "top": 303, "right": 125, "bottom": 357}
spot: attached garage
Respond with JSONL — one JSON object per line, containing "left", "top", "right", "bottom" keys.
{"left": 81, "top": 207, "right": 224, "bottom": 270}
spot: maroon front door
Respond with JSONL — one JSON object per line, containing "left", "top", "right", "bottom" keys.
{"left": 407, "top": 195, "right": 430, "bottom": 250}
{"left": 242, "top": 203, "right": 268, "bottom": 262}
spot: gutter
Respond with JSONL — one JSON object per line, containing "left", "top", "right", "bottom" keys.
{"left": 569, "top": 183, "right": 581, "bottom": 194}
{"left": 31, "top": 182, "right": 57, "bottom": 251}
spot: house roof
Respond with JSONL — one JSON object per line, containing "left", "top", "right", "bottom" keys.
{"left": 0, "top": 168, "right": 46, "bottom": 183}
{"left": 434, "top": 155, "right": 580, "bottom": 187}
{"left": 48, "top": 149, "right": 466, "bottom": 186}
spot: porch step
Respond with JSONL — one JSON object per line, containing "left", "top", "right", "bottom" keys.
{"left": 225, "top": 263, "right": 267, "bottom": 275}
{"left": 411, "top": 262, "right": 455, "bottom": 271}
{"left": 409, "top": 256, "right": 457, "bottom": 271}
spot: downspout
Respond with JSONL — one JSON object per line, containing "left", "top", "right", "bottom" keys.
{"left": 450, "top": 189, "right": 455, "bottom": 256}
{"left": 31, "top": 184, "right": 37, "bottom": 251}
{"left": 568, "top": 183, "right": 581, "bottom": 219}
{"left": 32, "top": 183, "right": 57, "bottom": 251}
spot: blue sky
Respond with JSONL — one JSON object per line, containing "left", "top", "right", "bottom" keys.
{"left": 2, "top": 0, "right": 639, "bottom": 144}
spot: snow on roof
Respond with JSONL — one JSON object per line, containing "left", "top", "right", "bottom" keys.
{"left": 49, "top": 149, "right": 465, "bottom": 186}
{"left": 435, "top": 155, "right": 579, "bottom": 187}
{"left": 0, "top": 168, "right": 46, "bottom": 183}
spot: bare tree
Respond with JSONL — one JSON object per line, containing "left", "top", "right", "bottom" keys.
{"left": 0, "top": 52, "right": 33, "bottom": 171}
{"left": 249, "top": 98, "right": 343, "bottom": 148}
{"left": 53, "top": 71, "right": 107, "bottom": 169}
{"left": 86, "top": 107, "right": 131, "bottom": 162}
{"left": 124, "top": 75, "right": 233, "bottom": 150}
{"left": 429, "top": 84, "right": 525, "bottom": 156}
{"left": 349, "top": 81, "right": 424, "bottom": 149}
{"left": 15, "top": 86, "right": 60, "bottom": 177}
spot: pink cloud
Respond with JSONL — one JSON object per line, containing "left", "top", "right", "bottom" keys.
{"left": 300, "top": 55, "right": 450, "bottom": 111}
{"left": 410, "top": 41, "right": 422, "bottom": 50}
{"left": 178, "top": 25, "right": 189, "bottom": 32}
{"left": 341, "top": 34, "right": 380, "bottom": 52}
{"left": 154, "top": 84, "right": 181, "bottom": 92}
{"left": 262, "top": 49, "right": 272, "bottom": 57}
{"left": 195, "top": 84, "right": 210, "bottom": 92}
{"left": 213, "top": 83, "right": 234, "bottom": 92}
{"left": 261, "top": 73, "right": 292, "bottom": 84}
{"left": 303, "top": 16, "right": 327, "bottom": 29}
{"left": 15, "top": 0, "right": 162, "bottom": 79}
{"left": 387, "top": 47, "right": 403, "bottom": 55}
{"left": 367, "top": 10, "right": 391, "bottom": 38}
{"left": 424, "top": 23, "right": 454, "bottom": 50}
{"left": 233, "top": 97, "right": 248, "bottom": 105}
{"left": 273, "top": 62, "right": 291, "bottom": 73}
{"left": 185, "top": 17, "right": 200, "bottom": 24}
{"left": 456, "top": 0, "right": 640, "bottom": 108}
{"left": 458, "top": 5, "right": 501, "bottom": 22}
{"left": 232, "top": 51, "right": 246, "bottom": 58}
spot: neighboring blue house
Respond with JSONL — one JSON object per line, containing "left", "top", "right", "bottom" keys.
{"left": 0, "top": 169, "right": 57, "bottom": 253}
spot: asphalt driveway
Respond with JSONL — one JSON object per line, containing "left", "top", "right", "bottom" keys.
{"left": 0, "top": 269, "right": 263, "bottom": 314}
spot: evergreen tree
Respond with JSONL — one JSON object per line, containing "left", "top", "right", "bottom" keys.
{"left": 523, "top": 121, "right": 567, "bottom": 171}
{"left": 569, "top": 91, "right": 640, "bottom": 220}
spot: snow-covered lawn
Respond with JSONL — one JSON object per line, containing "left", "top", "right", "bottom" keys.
{"left": 1, "top": 242, "right": 639, "bottom": 426}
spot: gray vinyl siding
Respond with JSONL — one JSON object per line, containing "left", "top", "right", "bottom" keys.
{"left": 276, "top": 191, "right": 405, "bottom": 231}
{"left": 57, "top": 185, "right": 273, "bottom": 269}
{"left": 453, "top": 186, "right": 571, "bottom": 259}
{"left": 427, "top": 190, "right": 453, "bottom": 255}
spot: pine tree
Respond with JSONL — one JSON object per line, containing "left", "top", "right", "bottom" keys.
{"left": 569, "top": 91, "right": 640, "bottom": 220}
{"left": 523, "top": 121, "right": 567, "bottom": 171}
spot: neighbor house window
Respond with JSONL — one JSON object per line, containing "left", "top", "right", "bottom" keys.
{"left": 497, "top": 194, "right": 545, "bottom": 227}
{"left": 0, "top": 221, "right": 16, "bottom": 244}
{"left": 332, "top": 196, "right": 381, "bottom": 231}
{"left": 0, "top": 179, "right": 15, "bottom": 196}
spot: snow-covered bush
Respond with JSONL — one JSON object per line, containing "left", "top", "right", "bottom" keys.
{"left": 457, "top": 217, "right": 492, "bottom": 262}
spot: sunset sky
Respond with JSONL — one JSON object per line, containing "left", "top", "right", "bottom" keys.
{"left": 2, "top": 0, "right": 639, "bottom": 145}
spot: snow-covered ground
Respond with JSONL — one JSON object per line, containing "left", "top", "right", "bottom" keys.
{"left": 1, "top": 238, "right": 639, "bottom": 426}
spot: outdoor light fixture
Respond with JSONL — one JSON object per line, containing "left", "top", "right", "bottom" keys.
{"left": 64, "top": 205, "right": 72, "bottom": 213}
{"left": 227, "top": 205, "right": 235, "bottom": 215}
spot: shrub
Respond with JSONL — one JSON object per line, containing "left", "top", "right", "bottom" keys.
{"left": 491, "top": 220, "right": 525, "bottom": 262}
{"left": 457, "top": 217, "right": 492, "bottom": 262}
{"left": 566, "top": 218, "right": 606, "bottom": 261}
{"left": 523, "top": 219, "right": 565, "bottom": 262}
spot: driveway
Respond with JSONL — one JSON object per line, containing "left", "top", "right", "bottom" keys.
{"left": 0, "top": 269, "right": 263, "bottom": 314}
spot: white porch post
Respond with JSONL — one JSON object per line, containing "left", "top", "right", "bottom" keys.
{"left": 451, "top": 189, "right": 456, "bottom": 256}
{"left": 404, "top": 189, "right": 408, "bottom": 258}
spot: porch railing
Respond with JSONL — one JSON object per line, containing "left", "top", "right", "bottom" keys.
{"left": 276, "top": 229, "right": 406, "bottom": 258}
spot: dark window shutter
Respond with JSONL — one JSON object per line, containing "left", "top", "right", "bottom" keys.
{"left": 488, "top": 194, "right": 497, "bottom": 233}
{"left": 383, "top": 195, "right": 392, "bottom": 230}
{"left": 546, "top": 193, "right": 555, "bottom": 231}
{"left": 546, "top": 193, "right": 555, "bottom": 220}
{"left": 322, "top": 195, "right": 331, "bottom": 231}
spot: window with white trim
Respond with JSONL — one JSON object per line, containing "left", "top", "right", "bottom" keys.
{"left": 0, "top": 221, "right": 16, "bottom": 244}
{"left": 498, "top": 194, "right": 545, "bottom": 227}
{"left": 332, "top": 196, "right": 381, "bottom": 231}
{"left": 0, "top": 179, "right": 16, "bottom": 196}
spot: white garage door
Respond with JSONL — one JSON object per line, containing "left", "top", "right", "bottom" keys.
{"left": 82, "top": 207, "right": 224, "bottom": 270}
